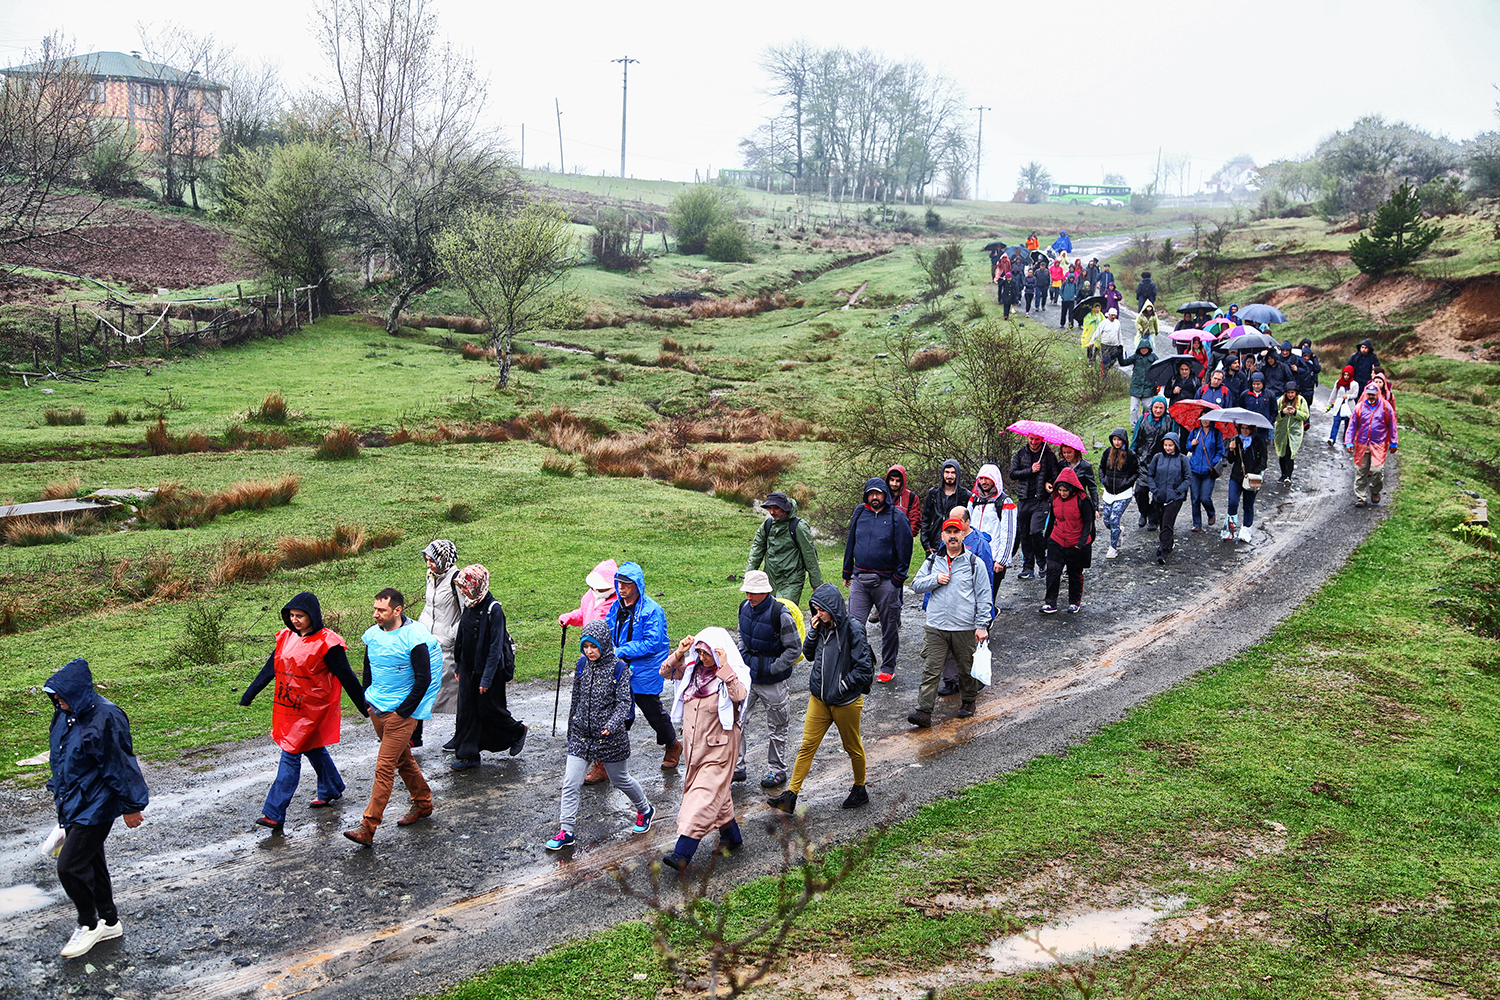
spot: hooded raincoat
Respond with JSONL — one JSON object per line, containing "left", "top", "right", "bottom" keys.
{"left": 608, "top": 562, "right": 670, "bottom": 696}
{"left": 45, "top": 659, "right": 150, "bottom": 829}
{"left": 559, "top": 558, "right": 620, "bottom": 628}
{"left": 242, "top": 592, "right": 366, "bottom": 753}
{"left": 568, "top": 620, "right": 635, "bottom": 762}
{"left": 1273, "top": 393, "right": 1310, "bottom": 459}
{"left": 804, "top": 584, "right": 875, "bottom": 708}
{"left": 968, "top": 463, "right": 1018, "bottom": 567}
{"left": 1129, "top": 342, "right": 1160, "bottom": 398}
{"left": 746, "top": 498, "right": 822, "bottom": 602}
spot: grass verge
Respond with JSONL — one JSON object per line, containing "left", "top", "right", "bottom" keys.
{"left": 423, "top": 417, "right": 1500, "bottom": 998}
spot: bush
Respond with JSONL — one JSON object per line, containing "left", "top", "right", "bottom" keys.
{"left": 913, "top": 240, "right": 965, "bottom": 298}
{"left": 704, "top": 223, "right": 753, "bottom": 263}
{"left": 924, "top": 207, "right": 943, "bottom": 232}
{"left": 105, "top": 408, "right": 130, "bottom": 426}
{"left": 314, "top": 426, "right": 361, "bottom": 460}
{"left": 1418, "top": 177, "right": 1466, "bottom": 217}
{"left": 172, "top": 602, "right": 233, "bottom": 665}
{"left": 591, "top": 209, "right": 651, "bottom": 270}
{"left": 43, "top": 407, "right": 85, "bottom": 426}
{"left": 85, "top": 127, "right": 140, "bottom": 195}
{"left": 669, "top": 186, "right": 739, "bottom": 255}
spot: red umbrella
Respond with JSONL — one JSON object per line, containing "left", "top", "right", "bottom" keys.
{"left": 1169, "top": 398, "right": 1218, "bottom": 431}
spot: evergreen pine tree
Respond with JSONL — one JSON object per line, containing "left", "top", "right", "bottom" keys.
{"left": 1347, "top": 181, "right": 1444, "bottom": 277}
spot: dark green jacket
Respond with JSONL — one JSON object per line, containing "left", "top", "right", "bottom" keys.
{"left": 746, "top": 499, "right": 821, "bottom": 599}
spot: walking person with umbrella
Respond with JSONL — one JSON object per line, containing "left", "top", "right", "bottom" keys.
{"left": 1009, "top": 428, "right": 1062, "bottom": 581}
{"left": 1182, "top": 411, "right": 1224, "bottom": 533}
{"left": 1272, "top": 385, "right": 1310, "bottom": 485}
{"left": 1220, "top": 418, "right": 1271, "bottom": 543}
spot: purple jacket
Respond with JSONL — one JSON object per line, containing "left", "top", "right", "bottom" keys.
{"left": 1345, "top": 397, "right": 1398, "bottom": 447}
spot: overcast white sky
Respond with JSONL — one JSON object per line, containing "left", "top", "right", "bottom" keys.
{"left": 4, "top": 0, "right": 1497, "bottom": 199}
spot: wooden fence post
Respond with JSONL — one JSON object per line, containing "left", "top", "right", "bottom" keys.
{"left": 73, "top": 305, "right": 81, "bottom": 363}
{"left": 53, "top": 314, "right": 63, "bottom": 366}
{"left": 100, "top": 320, "right": 109, "bottom": 363}
{"left": 137, "top": 313, "right": 145, "bottom": 356}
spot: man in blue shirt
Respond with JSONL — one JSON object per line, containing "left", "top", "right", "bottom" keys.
{"left": 345, "top": 587, "right": 442, "bottom": 846}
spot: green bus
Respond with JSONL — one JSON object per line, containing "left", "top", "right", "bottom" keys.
{"left": 1048, "top": 184, "right": 1132, "bottom": 206}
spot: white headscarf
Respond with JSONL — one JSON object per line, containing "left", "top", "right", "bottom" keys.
{"left": 668, "top": 625, "right": 750, "bottom": 732}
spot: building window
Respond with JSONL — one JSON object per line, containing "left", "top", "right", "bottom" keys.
{"left": 90, "top": 82, "right": 106, "bottom": 104}
{"left": 131, "top": 82, "right": 156, "bottom": 107}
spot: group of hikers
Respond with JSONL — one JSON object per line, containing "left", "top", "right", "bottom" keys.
{"left": 988, "top": 231, "right": 1140, "bottom": 335}
{"left": 37, "top": 287, "right": 1400, "bottom": 961}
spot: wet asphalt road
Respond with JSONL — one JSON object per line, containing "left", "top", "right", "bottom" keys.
{"left": 0, "top": 240, "right": 1390, "bottom": 1000}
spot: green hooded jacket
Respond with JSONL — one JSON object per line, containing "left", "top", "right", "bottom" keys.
{"left": 746, "top": 498, "right": 822, "bottom": 602}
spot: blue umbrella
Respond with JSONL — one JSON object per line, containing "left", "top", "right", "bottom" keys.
{"left": 1238, "top": 303, "right": 1287, "bottom": 325}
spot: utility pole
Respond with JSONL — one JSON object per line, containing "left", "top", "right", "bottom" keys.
{"left": 970, "top": 105, "right": 991, "bottom": 200}
{"left": 555, "top": 99, "right": 565, "bottom": 174}
{"left": 612, "top": 56, "right": 639, "bottom": 179}
{"left": 521, "top": 123, "right": 525, "bottom": 169}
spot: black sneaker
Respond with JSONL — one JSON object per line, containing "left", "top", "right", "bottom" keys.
{"left": 733, "top": 768, "right": 747, "bottom": 783}
{"left": 441, "top": 739, "right": 458, "bottom": 753}
{"left": 509, "top": 726, "right": 528, "bottom": 756}
{"left": 840, "top": 785, "right": 869, "bottom": 809}
{"left": 936, "top": 679, "right": 959, "bottom": 697}
{"left": 767, "top": 790, "right": 797, "bottom": 813}
{"left": 760, "top": 770, "right": 787, "bottom": 789}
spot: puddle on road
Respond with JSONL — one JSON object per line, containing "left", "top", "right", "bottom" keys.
{"left": 987, "top": 895, "right": 1186, "bottom": 972}
{"left": 0, "top": 884, "right": 52, "bottom": 915}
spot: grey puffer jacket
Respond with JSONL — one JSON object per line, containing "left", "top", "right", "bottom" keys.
{"left": 1144, "top": 434, "right": 1192, "bottom": 503}
{"left": 566, "top": 620, "right": 635, "bottom": 762}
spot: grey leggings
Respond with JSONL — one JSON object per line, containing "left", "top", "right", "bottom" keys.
{"left": 559, "top": 754, "right": 649, "bottom": 835}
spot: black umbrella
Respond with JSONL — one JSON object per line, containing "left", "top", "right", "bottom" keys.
{"left": 1031, "top": 249, "right": 1049, "bottom": 265}
{"left": 1074, "top": 294, "right": 1105, "bottom": 313}
{"left": 984, "top": 241, "right": 1006, "bottom": 252}
{"left": 1147, "top": 354, "right": 1205, "bottom": 386}
{"left": 1176, "top": 300, "right": 1216, "bottom": 314}
{"left": 1222, "top": 331, "right": 1278, "bottom": 352}
{"left": 1006, "top": 245, "right": 1027, "bottom": 259}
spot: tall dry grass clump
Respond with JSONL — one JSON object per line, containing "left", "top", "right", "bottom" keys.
{"left": 111, "top": 548, "right": 190, "bottom": 600}
{"left": 40, "top": 474, "right": 83, "bottom": 501}
{"left": 145, "top": 418, "right": 213, "bottom": 456}
{"left": 908, "top": 346, "right": 957, "bottom": 372}
{"left": 1, "top": 514, "right": 89, "bottom": 547}
{"left": 314, "top": 426, "right": 361, "bottom": 460}
{"left": 277, "top": 523, "right": 401, "bottom": 569}
{"left": 253, "top": 392, "right": 288, "bottom": 424}
{"left": 142, "top": 476, "right": 299, "bottom": 529}
{"left": 43, "top": 407, "right": 86, "bottom": 426}
{"left": 210, "top": 540, "right": 280, "bottom": 585}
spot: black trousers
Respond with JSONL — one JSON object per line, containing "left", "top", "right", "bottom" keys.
{"left": 58, "top": 820, "right": 116, "bottom": 928}
{"left": 630, "top": 691, "right": 678, "bottom": 747}
{"left": 453, "top": 664, "right": 527, "bottom": 761}
{"left": 1044, "top": 540, "right": 1086, "bottom": 607}
{"left": 1156, "top": 498, "right": 1185, "bottom": 559}
{"left": 1278, "top": 454, "right": 1295, "bottom": 480}
{"left": 1018, "top": 500, "right": 1048, "bottom": 573}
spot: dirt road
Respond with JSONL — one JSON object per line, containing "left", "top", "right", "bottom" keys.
{"left": 0, "top": 242, "right": 1390, "bottom": 1000}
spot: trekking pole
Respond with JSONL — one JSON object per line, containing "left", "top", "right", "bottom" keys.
{"left": 551, "top": 626, "right": 568, "bottom": 736}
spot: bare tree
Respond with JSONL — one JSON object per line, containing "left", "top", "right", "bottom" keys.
{"left": 0, "top": 32, "right": 112, "bottom": 265}
{"left": 215, "top": 56, "right": 283, "bottom": 154}
{"left": 1017, "top": 160, "right": 1052, "bottom": 203}
{"left": 314, "top": 0, "right": 518, "bottom": 332}
{"left": 134, "top": 23, "right": 224, "bottom": 208}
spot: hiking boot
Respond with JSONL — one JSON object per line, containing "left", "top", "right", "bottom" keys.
{"left": 733, "top": 767, "right": 747, "bottom": 783}
{"left": 61, "top": 922, "right": 113, "bottom": 959}
{"left": 583, "top": 761, "right": 608, "bottom": 784}
{"left": 396, "top": 807, "right": 432, "bottom": 827}
{"left": 907, "top": 709, "right": 932, "bottom": 728}
{"left": 509, "top": 726, "right": 528, "bottom": 756}
{"left": 1207, "top": 514, "right": 1217, "bottom": 526}
{"left": 840, "top": 785, "right": 870, "bottom": 809}
{"left": 254, "top": 816, "right": 283, "bottom": 832}
{"left": 309, "top": 795, "right": 341, "bottom": 808}
{"left": 760, "top": 770, "right": 787, "bottom": 789}
{"left": 1137, "top": 515, "right": 1148, "bottom": 527}
{"left": 662, "top": 742, "right": 682, "bottom": 769}
{"left": 767, "top": 790, "right": 797, "bottom": 813}
{"left": 868, "top": 610, "right": 880, "bottom": 625}
{"left": 343, "top": 823, "right": 375, "bottom": 847}
{"left": 545, "top": 829, "right": 575, "bottom": 851}
{"left": 936, "top": 678, "right": 959, "bottom": 697}
{"left": 1370, "top": 492, "right": 1381, "bottom": 505}
{"left": 1354, "top": 498, "right": 1367, "bottom": 508}
{"left": 956, "top": 701, "right": 976, "bottom": 718}
{"left": 632, "top": 804, "right": 656, "bottom": 834}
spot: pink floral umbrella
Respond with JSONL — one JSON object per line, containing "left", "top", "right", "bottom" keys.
{"left": 1169, "top": 329, "right": 1219, "bottom": 343}
{"left": 1007, "top": 420, "right": 1086, "bottom": 453}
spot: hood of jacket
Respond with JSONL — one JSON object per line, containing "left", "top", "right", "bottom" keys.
{"left": 1359, "top": 338, "right": 1373, "bottom": 350}
{"left": 861, "top": 477, "right": 893, "bottom": 506}
{"left": 1162, "top": 431, "right": 1181, "bottom": 451}
{"left": 614, "top": 560, "right": 646, "bottom": 598}
{"left": 809, "top": 582, "right": 848, "bottom": 629}
{"left": 584, "top": 558, "right": 620, "bottom": 591}
{"left": 940, "top": 458, "right": 963, "bottom": 482}
{"left": 973, "top": 462, "right": 1004, "bottom": 498}
{"left": 579, "top": 618, "right": 617, "bottom": 665}
{"left": 281, "top": 591, "right": 325, "bottom": 635}
{"left": 1109, "top": 427, "right": 1130, "bottom": 447}
{"left": 44, "top": 658, "right": 97, "bottom": 717}
{"left": 1054, "top": 467, "right": 1084, "bottom": 493}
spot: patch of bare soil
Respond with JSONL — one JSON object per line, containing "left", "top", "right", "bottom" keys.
{"left": 1266, "top": 285, "right": 1320, "bottom": 307}
{"left": 1412, "top": 277, "right": 1500, "bottom": 361}
{"left": 1334, "top": 273, "right": 1447, "bottom": 320}
{"left": 0, "top": 197, "right": 247, "bottom": 294}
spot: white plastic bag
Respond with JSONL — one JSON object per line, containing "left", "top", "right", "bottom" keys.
{"left": 970, "top": 640, "right": 992, "bottom": 687}
{"left": 41, "top": 826, "right": 65, "bottom": 857}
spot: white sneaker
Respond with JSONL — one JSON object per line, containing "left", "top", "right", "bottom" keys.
{"left": 97, "top": 919, "right": 122, "bottom": 942}
{"left": 1105, "top": 546, "right": 1118, "bottom": 559}
{"left": 61, "top": 922, "right": 109, "bottom": 958}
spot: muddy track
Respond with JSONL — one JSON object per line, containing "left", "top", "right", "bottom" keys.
{"left": 0, "top": 237, "right": 1396, "bottom": 1000}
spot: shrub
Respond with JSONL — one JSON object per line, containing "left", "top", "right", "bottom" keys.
{"left": 669, "top": 186, "right": 739, "bottom": 255}
{"left": 84, "top": 126, "right": 140, "bottom": 195}
{"left": 43, "top": 407, "right": 85, "bottom": 426}
{"left": 105, "top": 409, "right": 130, "bottom": 426}
{"left": 314, "top": 426, "right": 361, "bottom": 460}
{"left": 253, "top": 392, "right": 288, "bottom": 424}
{"left": 591, "top": 209, "right": 651, "bottom": 270}
{"left": 1418, "top": 177, "right": 1466, "bottom": 217}
{"left": 704, "top": 222, "right": 753, "bottom": 263}
{"left": 924, "top": 206, "right": 943, "bottom": 232}
{"left": 172, "top": 602, "right": 233, "bottom": 664}
{"left": 141, "top": 476, "right": 298, "bottom": 529}
{"left": 446, "top": 502, "right": 476, "bottom": 523}
{"left": 1349, "top": 181, "right": 1444, "bottom": 277}
{"left": 912, "top": 240, "right": 965, "bottom": 298}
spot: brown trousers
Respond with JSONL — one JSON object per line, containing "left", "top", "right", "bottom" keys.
{"left": 362, "top": 710, "right": 432, "bottom": 830}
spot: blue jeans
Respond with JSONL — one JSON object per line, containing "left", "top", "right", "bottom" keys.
{"left": 1101, "top": 496, "right": 1132, "bottom": 548}
{"left": 1188, "top": 472, "right": 1217, "bottom": 527}
{"left": 263, "top": 746, "right": 344, "bottom": 822}
{"left": 1328, "top": 414, "right": 1349, "bottom": 442}
{"left": 1226, "top": 480, "right": 1257, "bottom": 527}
